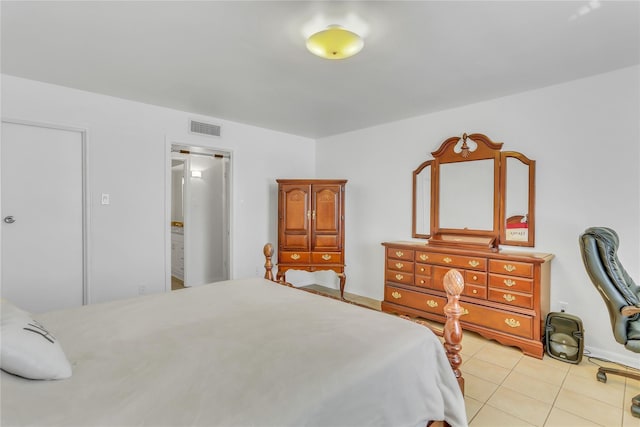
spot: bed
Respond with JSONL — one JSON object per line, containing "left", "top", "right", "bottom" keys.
{"left": 1, "top": 244, "right": 467, "bottom": 427}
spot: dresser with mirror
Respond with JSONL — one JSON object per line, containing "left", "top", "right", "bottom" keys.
{"left": 382, "top": 133, "right": 553, "bottom": 358}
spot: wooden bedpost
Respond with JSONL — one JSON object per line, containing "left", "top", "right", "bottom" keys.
{"left": 443, "top": 269, "right": 465, "bottom": 394}
{"left": 263, "top": 243, "right": 274, "bottom": 281}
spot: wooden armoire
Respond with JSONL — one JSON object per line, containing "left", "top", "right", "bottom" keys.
{"left": 276, "top": 179, "right": 347, "bottom": 296}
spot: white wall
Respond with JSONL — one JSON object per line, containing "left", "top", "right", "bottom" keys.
{"left": 1, "top": 74, "right": 315, "bottom": 304}
{"left": 316, "top": 66, "right": 640, "bottom": 367}
{"left": 3, "top": 67, "right": 638, "bottom": 367}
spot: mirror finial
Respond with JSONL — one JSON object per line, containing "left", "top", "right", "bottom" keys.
{"left": 461, "top": 133, "right": 470, "bottom": 158}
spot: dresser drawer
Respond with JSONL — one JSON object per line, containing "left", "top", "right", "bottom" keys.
{"left": 386, "top": 271, "right": 414, "bottom": 286}
{"left": 415, "top": 275, "right": 434, "bottom": 289}
{"left": 489, "top": 260, "right": 533, "bottom": 278}
{"left": 281, "top": 251, "right": 310, "bottom": 263}
{"left": 465, "top": 271, "right": 487, "bottom": 285}
{"left": 430, "top": 252, "right": 486, "bottom": 271}
{"left": 311, "top": 252, "right": 342, "bottom": 264}
{"left": 489, "top": 273, "right": 533, "bottom": 293}
{"left": 488, "top": 289, "right": 533, "bottom": 309}
{"left": 385, "top": 286, "right": 447, "bottom": 315}
{"left": 415, "top": 264, "right": 431, "bottom": 276}
{"left": 415, "top": 251, "right": 432, "bottom": 263}
{"left": 459, "top": 302, "right": 533, "bottom": 338}
{"left": 387, "top": 259, "right": 413, "bottom": 272}
{"left": 387, "top": 248, "right": 414, "bottom": 261}
{"left": 463, "top": 283, "right": 487, "bottom": 299}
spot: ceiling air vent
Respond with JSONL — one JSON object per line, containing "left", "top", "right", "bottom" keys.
{"left": 189, "top": 120, "right": 221, "bottom": 137}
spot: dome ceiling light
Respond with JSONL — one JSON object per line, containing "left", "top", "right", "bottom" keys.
{"left": 305, "top": 25, "right": 364, "bottom": 60}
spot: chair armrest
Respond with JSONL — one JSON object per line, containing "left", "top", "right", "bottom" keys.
{"left": 621, "top": 305, "right": 640, "bottom": 317}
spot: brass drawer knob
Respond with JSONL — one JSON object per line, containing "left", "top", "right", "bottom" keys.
{"left": 419, "top": 254, "right": 429, "bottom": 261}
{"left": 468, "top": 260, "right": 480, "bottom": 267}
{"left": 443, "top": 257, "right": 452, "bottom": 263}
{"left": 395, "top": 262, "right": 404, "bottom": 269}
{"left": 426, "top": 300, "right": 438, "bottom": 308}
{"left": 504, "top": 264, "right": 517, "bottom": 272}
{"left": 290, "top": 253, "right": 300, "bottom": 260}
{"left": 504, "top": 318, "right": 521, "bottom": 328}
{"left": 395, "top": 251, "right": 404, "bottom": 257}
{"left": 503, "top": 294, "right": 516, "bottom": 302}
{"left": 419, "top": 267, "right": 425, "bottom": 272}
{"left": 472, "top": 289, "right": 478, "bottom": 294}
{"left": 420, "top": 279, "right": 425, "bottom": 284}
{"left": 322, "top": 254, "right": 332, "bottom": 260}
{"left": 472, "top": 275, "right": 478, "bottom": 281}
{"left": 395, "top": 274, "right": 404, "bottom": 281}
{"left": 504, "top": 279, "right": 516, "bottom": 287}
{"left": 391, "top": 291, "right": 402, "bottom": 299}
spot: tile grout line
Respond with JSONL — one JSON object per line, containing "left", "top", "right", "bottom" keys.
{"left": 465, "top": 348, "right": 540, "bottom": 426}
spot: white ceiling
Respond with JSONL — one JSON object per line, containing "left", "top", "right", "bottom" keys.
{"left": 2, "top": 1, "right": 638, "bottom": 139}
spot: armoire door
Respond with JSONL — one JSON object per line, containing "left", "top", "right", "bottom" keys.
{"left": 278, "top": 183, "right": 311, "bottom": 251}
{"left": 1, "top": 121, "right": 84, "bottom": 313}
{"left": 311, "top": 184, "right": 343, "bottom": 252}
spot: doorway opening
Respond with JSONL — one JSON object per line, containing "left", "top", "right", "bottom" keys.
{"left": 169, "top": 144, "right": 231, "bottom": 289}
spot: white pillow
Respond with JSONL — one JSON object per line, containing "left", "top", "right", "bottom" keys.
{"left": 1, "top": 299, "right": 72, "bottom": 380}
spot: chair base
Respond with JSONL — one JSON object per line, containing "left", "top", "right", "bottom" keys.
{"left": 597, "top": 366, "right": 640, "bottom": 418}
{"left": 632, "top": 394, "right": 640, "bottom": 418}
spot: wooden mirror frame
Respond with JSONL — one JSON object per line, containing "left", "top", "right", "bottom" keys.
{"left": 411, "top": 133, "right": 536, "bottom": 250}
{"left": 412, "top": 160, "right": 433, "bottom": 239}
{"left": 500, "top": 151, "right": 536, "bottom": 247}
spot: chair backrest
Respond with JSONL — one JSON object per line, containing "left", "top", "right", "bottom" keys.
{"left": 579, "top": 227, "right": 640, "bottom": 346}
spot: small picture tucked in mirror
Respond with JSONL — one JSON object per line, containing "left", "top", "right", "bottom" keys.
{"left": 506, "top": 215, "right": 528, "bottom": 242}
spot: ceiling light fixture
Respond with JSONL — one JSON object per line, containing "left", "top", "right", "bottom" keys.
{"left": 306, "top": 25, "right": 364, "bottom": 60}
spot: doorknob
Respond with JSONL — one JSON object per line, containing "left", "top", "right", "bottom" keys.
{"left": 4, "top": 216, "right": 15, "bottom": 224}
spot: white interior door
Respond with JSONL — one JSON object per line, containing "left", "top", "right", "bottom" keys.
{"left": 170, "top": 145, "right": 230, "bottom": 288}
{"left": 185, "top": 153, "right": 228, "bottom": 286}
{"left": 1, "top": 121, "right": 84, "bottom": 313}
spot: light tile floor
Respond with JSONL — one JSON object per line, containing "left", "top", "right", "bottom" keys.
{"left": 459, "top": 329, "right": 639, "bottom": 427}
{"left": 302, "top": 286, "right": 639, "bottom": 426}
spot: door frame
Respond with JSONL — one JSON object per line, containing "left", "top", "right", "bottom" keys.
{"left": 1, "top": 117, "right": 89, "bottom": 305}
{"left": 164, "top": 136, "right": 233, "bottom": 291}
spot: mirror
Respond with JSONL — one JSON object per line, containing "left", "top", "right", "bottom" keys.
{"left": 412, "top": 133, "right": 535, "bottom": 249}
{"left": 171, "top": 159, "right": 185, "bottom": 224}
{"left": 412, "top": 161, "right": 432, "bottom": 238}
{"left": 439, "top": 160, "right": 494, "bottom": 230}
{"left": 500, "top": 152, "right": 536, "bottom": 246}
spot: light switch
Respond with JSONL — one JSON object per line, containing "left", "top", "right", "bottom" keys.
{"left": 101, "top": 193, "right": 110, "bottom": 205}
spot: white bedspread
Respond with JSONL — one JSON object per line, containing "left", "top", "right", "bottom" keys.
{"left": 1, "top": 278, "right": 467, "bottom": 427}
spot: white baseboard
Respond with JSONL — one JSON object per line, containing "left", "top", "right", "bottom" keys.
{"left": 583, "top": 345, "right": 640, "bottom": 370}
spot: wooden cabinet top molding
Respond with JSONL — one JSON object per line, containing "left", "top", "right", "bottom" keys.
{"left": 382, "top": 241, "right": 554, "bottom": 264}
{"left": 277, "top": 179, "right": 348, "bottom": 184}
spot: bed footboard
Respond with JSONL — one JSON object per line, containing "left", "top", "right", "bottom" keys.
{"left": 262, "top": 243, "right": 464, "bottom": 394}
